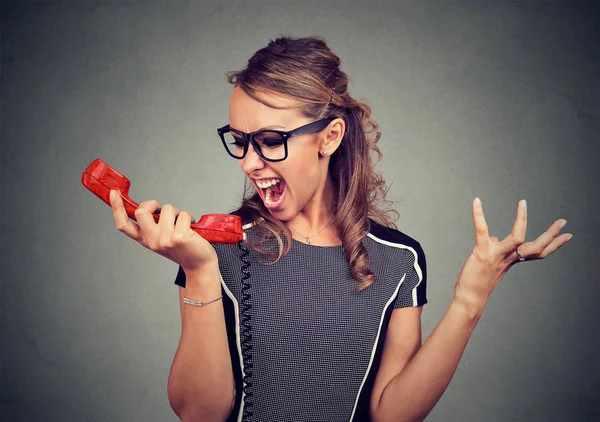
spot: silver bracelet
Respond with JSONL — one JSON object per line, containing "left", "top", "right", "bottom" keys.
{"left": 183, "top": 295, "right": 223, "bottom": 307}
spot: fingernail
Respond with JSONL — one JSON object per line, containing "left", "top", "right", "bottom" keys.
{"left": 566, "top": 234, "right": 573, "bottom": 241}
{"left": 110, "top": 190, "right": 115, "bottom": 202}
{"left": 475, "top": 197, "right": 481, "bottom": 208}
{"left": 559, "top": 219, "right": 567, "bottom": 228}
{"left": 520, "top": 199, "right": 527, "bottom": 211}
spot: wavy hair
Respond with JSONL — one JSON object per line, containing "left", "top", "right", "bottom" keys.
{"left": 226, "top": 35, "right": 400, "bottom": 293}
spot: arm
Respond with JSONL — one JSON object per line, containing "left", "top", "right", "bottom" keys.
{"left": 373, "top": 197, "right": 571, "bottom": 421}
{"left": 373, "top": 198, "right": 570, "bottom": 422}
{"left": 167, "top": 262, "right": 235, "bottom": 422}
{"left": 372, "top": 296, "right": 484, "bottom": 422}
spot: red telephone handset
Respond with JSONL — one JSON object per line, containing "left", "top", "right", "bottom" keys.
{"left": 82, "top": 158, "right": 245, "bottom": 244}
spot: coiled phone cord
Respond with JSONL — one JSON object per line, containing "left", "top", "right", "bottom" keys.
{"left": 238, "top": 240, "right": 254, "bottom": 421}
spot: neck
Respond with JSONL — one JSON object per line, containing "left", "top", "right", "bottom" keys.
{"left": 286, "top": 174, "right": 338, "bottom": 239}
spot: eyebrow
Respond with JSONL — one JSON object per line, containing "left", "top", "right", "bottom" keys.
{"left": 230, "top": 124, "right": 287, "bottom": 132}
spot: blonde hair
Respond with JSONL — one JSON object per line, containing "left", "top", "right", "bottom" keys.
{"left": 227, "top": 36, "right": 399, "bottom": 293}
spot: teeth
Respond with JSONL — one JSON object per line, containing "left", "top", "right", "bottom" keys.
{"left": 256, "top": 178, "right": 280, "bottom": 189}
{"left": 265, "top": 187, "right": 280, "bottom": 205}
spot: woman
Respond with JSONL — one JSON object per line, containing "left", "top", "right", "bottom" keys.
{"left": 108, "top": 36, "right": 572, "bottom": 422}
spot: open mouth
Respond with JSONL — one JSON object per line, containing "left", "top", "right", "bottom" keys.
{"left": 256, "top": 178, "right": 287, "bottom": 208}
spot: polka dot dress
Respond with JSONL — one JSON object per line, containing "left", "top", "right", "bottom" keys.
{"left": 174, "top": 218, "right": 427, "bottom": 421}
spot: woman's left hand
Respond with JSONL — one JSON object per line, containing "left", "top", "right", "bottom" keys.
{"left": 454, "top": 198, "right": 572, "bottom": 316}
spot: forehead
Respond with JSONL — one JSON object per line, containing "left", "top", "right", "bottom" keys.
{"left": 229, "top": 86, "right": 305, "bottom": 131}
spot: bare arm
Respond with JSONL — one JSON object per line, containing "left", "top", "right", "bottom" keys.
{"left": 374, "top": 197, "right": 571, "bottom": 421}
{"left": 372, "top": 297, "right": 482, "bottom": 422}
{"left": 167, "top": 262, "right": 235, "bottom": 422}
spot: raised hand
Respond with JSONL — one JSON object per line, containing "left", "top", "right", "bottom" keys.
{"left": 454, "top": 198, "right": 572, "bottom": 315}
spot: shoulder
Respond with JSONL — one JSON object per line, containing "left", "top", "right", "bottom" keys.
{"left": 367, "top": 219, "right": 428, "bottom": 299}
{"left": 366, "top": 218, "right": 424, "bottom": 255}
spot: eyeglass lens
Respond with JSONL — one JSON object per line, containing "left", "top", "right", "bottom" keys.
{"left": 222, "top": 131, "right": 286, "bottom": 161}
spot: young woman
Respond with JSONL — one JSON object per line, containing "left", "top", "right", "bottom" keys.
{"left": 108, "top": 36, "right": 572, "bottom": 422}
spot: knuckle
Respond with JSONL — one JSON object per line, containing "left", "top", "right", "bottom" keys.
{"left": 172, "top": 232, "right": 185, "bottom": 244}
{"left": 512, "top": 234, "right": 524, "bottom": 244}
{"left": 115, "top": 222, "right": 127, "bottom": 232}
{"left": 180, "top": 211, "right": 193, "bottom": 221}
{"left": 163, "top": 204, "right": 179, "bottom": 213}
{"left": 159, "top": 237, "right": 174, "bottom": 249}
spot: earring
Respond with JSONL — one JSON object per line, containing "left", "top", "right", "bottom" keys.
{"left": 322, "top": 150, "right": 328, "bottom": 155}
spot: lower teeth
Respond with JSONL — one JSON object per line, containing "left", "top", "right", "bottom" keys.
{"left": 266, "top": 188, "right": 282, "bottom": 205}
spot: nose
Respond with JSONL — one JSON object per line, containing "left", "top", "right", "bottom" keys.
{"left": 239, "top": 141, "right": 265, "bottom": 174}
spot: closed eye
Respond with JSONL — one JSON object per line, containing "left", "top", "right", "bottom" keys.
{"left": 261, "top": 139, "right": 285, "bottom": 149}
{"left": 230, "top": 134, "right": 245, "bottom": 147}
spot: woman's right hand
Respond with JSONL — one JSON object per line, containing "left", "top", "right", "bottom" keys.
{"left": 108, "top": 190, "right": 218, "bottom": 274}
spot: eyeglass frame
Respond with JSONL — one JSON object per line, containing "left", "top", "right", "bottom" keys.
{"left": 217, "top": 116, "right": 337, "bottom": 162}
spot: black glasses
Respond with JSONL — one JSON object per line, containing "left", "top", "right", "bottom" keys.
{"left": 217, "top": 117, "right": 336, "bottom": 162}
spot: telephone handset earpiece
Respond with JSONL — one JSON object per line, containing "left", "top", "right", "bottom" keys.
{"left": 82, "top": 158, "right": 255, "bottom": 421}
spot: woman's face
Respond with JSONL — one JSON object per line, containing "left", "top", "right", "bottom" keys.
{"left": 228, "top": 85, "right": 343, "bottom": 222}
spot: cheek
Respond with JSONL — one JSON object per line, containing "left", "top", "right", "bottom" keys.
{"left": 285, "top": 164, "right": 320, "bottom": 199}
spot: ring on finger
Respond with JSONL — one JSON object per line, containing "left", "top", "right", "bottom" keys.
{"left": 516, "top": 247, "right": 526, "bottom": 262}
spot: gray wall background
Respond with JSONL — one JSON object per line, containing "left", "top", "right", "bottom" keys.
{"left": 2, "top": 1, "right": 598, "bottom": 421}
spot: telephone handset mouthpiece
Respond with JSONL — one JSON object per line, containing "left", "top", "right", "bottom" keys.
{"left": 81, "top": 158, "right": 246, "bottom": 244}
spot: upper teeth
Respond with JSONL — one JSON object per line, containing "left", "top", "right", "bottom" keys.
{"left": 256, "top": 178, "right": 280, "bottom": 189}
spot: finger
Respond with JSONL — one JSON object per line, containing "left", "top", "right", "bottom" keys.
{"left": 506, "top": 199, "right": 528, "bottom": 250}
{"left": 472, "top": 197, "right": 490, "bottom": 248}
{"left": 515, "top": 219, "right": 569, "bottom": 260}
{"left": 174, "top": 211, "right": 195, "bottom": 238}
{"left": 157, "top": 204, "right": 180, "bottom": 246}
{"left": 134, "top": 199, "right": 162, "bottom": 241}
{"left": 499, "top": 199, "right": 527, "bottom": 255}
{"left": 537, "top": 232, "right": 572, "bottom": 259}
{"left": 110, "top": 190, "right": 142, "bottom": 239}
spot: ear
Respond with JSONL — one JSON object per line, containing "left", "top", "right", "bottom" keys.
{"left": 319, "top": 118, "right": 345, "bottom": 155}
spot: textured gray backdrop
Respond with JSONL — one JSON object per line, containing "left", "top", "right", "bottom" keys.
{"left": 2, "top": 1, "right": 599, "bottom": 421}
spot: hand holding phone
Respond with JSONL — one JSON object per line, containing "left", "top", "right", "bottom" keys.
{"left": 82, "top": 158, "right": 245, "bottom": 272}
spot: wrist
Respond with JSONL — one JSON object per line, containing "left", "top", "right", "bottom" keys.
{"left": 453, "top": 288, "right": 488, "bottom": 321}
{"left": 184, "top": 263, "right": 222, "bottom": 302}
{"left": 183, "top": 260, "right": 220, "bottom": 286}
